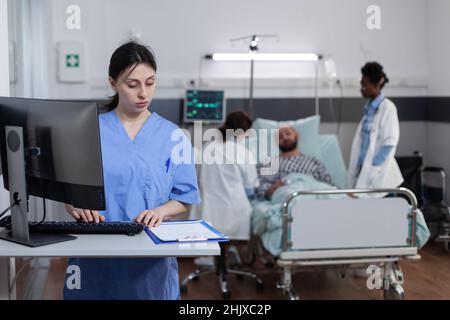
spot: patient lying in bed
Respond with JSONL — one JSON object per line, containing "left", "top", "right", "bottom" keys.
{"left": 251, "top": 126, "right": 430, "bottom": 258}
{"left": 251, "top": 172, "right": 431, "bottom": 257}
{"left": 256, "top": 126, "right": 334, "bottom": 201}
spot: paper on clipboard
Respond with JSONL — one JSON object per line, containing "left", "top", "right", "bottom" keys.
{"left": 147, "top": 220, "right": 228, "bottom": 243}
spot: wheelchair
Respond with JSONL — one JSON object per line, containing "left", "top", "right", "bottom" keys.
{"left": 397, "top": 152, "right": 450, "bottom": 252}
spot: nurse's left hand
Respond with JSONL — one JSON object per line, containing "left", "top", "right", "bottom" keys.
{"left": 135, "top": 209, "right": 164, "bottom": 228}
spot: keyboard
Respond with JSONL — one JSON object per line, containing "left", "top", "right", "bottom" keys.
{"left": 0, "top": 216, "right": 145, "bottom": 236}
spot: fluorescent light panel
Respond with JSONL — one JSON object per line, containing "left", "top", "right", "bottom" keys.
{"left": 211, "top": 53, "right": 319, "bottom": 62}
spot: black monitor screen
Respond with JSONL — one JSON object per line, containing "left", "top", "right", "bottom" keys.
{"left": 0, "top": 97, "right": 105, "bottom": 210}
{"left": 184, "top": 90, "right": 225, "bottom": 123}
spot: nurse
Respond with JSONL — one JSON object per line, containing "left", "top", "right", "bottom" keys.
{"left": 190, "top": 111, "right": 258, "bottom": 241}
{"left": 348, "top": 62, "right": 403, "bottom": 191}
{"left": 63, "top": 41, "right": 200, "bottom": 300}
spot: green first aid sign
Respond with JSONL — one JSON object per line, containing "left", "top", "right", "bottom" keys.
{"left": 59, "top": 42, "right": 86, "bottom": 82}
{"left": 66, "top": 54, "right": 80, "bottom": 68}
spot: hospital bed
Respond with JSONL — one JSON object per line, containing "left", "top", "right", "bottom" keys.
{"left": 276, "top": 187, "right": 420, "bottom": 300}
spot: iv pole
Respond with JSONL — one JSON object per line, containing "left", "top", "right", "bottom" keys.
{"left": 230, "top": 35, "right": 279, "bottom": 116}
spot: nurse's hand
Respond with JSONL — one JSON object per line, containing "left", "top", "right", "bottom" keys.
{"left": 135, "top": 209, "right": 164, "bottom": 228}
{"left": 64, "top": 204, "right": 106, "bottom": 223}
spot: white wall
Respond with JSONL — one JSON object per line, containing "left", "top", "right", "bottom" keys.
{"left": 14, "top": 0, "right": 429, "bottom": 100}
{"left": 0, "top": 0, "right": 12, "bottom": 301}
{"left": 426, "top": 0, "right": 450, "bottom": 202}
{"left": 0, "top": 0, "right": 9, "bottom": 95}
{"left": 427, "top": 0, "right": 450, "bottom": 97}
{"left": 0, "top": 0, "right": 10, "bottom": 210}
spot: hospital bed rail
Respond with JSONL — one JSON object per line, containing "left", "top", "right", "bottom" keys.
{"left": 278, "top": 187, "right": 420, "bottom": 300}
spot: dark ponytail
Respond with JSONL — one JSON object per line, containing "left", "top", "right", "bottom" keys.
{"left": 218, "top": 111, "right": 253, "bottom": 141}
{"left": 106, "top": 94, "right": 119, "bottom": 111}
{"left": 104, "top": 40, "right": 157, "bottom": 112}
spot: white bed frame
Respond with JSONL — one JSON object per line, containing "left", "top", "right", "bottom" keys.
{"left": 277, "top": 188, "right": 420, "bottom": 300}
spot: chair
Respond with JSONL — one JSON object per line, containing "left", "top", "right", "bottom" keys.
{"left": 180, "top": 241, "right": 264, "bottom": 299}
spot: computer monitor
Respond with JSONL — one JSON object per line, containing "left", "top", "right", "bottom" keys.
{"left": 183, "top": 89, "right": 226, "bottom": 123}
{"left": 0, "top": 97, "right": 105, "bottom": 247}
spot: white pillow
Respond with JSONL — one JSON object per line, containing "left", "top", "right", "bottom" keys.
{"left": 249, "top": 115, "right": 322, "bottom": 163}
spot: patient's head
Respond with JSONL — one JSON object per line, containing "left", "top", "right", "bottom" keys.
{"left": 278, "top": 126, "right": 299, "bottom": 153}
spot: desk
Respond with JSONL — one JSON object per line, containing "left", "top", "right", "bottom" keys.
{"left": 0, "top": 230, "right": 220, "bottom": 299}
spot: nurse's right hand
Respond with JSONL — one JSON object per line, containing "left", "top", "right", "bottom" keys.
{"left": 64, "top": 204, "right": 106, "bottom": 223}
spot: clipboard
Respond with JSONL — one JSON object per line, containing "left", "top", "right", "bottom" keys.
{"left": 145, "top": 220, "right": 229, "bottom": 244}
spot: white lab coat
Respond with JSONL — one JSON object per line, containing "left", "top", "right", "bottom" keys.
{"left": 190, "top": 139, "right": 258, "bottom": 240}
{"left": 348, "top": 98, "right": 404, "bottom": 191}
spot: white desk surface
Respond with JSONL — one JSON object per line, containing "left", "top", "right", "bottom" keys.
{"left": 0, "top": 229, "right": 220, "bottom": 258}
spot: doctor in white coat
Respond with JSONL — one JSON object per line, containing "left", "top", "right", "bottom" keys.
{"left": 190, "top": 111, "right": 259, "bottom": 240}
{"left": 348, "top": 62, "right": 403, "bottom": 191}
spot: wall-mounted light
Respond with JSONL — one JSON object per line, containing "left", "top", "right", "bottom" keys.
{"left": 204, "top": 35, "right": 323, "bottom": 115}
{"left": 206, "top": 52, "right": 320, "bottom": 62}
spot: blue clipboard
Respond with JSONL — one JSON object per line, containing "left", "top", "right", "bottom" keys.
{"left": 145, "top": 220, "right": 229, "bottom": 244}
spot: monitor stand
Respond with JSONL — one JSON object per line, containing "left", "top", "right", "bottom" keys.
{"left": 0, "top": 230, "right": 76, "bottom": 248}
{"left": 0, "top": 126, "right": 77, "bottom": 247}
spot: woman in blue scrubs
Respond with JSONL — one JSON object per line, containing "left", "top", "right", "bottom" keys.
{"left": 63, "top": 41, "right": 200, "bottom": 300}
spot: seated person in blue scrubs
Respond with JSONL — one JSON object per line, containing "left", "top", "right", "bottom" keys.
{"left": 63, "top": 41, "right": 200, "bottom": 300}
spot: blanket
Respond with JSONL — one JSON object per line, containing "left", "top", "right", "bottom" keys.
{"left": 251, "top": 173, "right": 431, "bottom": 256}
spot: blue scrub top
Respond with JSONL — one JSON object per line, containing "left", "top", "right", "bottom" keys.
{"left": 64, "top": 111, "right": 200, "bottom": 300}
{"left": 358, "top": 93, "right": 385, "bottom": 168}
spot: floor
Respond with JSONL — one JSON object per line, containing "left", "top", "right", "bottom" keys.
{"left": 35, "top": 241, "right": 450, "bottom": 300}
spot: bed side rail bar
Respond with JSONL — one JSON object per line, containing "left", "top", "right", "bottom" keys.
{"left": 281, "top": 188, "right": 418, "bottom": 252}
